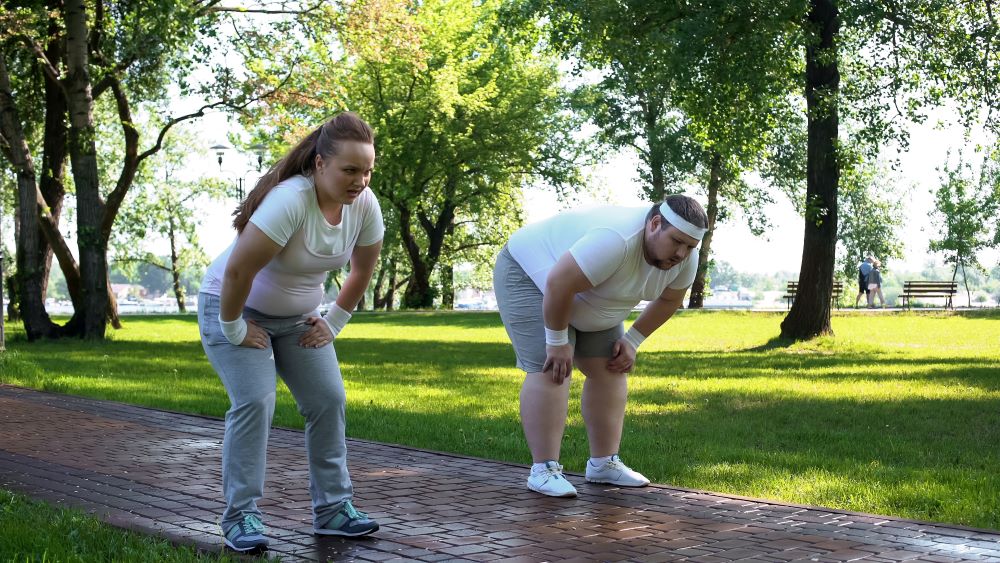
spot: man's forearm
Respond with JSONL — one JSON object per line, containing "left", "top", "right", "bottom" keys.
{"left": 630, "top": 297, "right": 683, "bottom": 339}
{"left": 542, "top": 288, "right": 575, "bottom": 332}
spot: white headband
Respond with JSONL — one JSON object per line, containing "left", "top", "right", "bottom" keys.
{"left": 659, "top": 202, "right": 707, "bottom": 240}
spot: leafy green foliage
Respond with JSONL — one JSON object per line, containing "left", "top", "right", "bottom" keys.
{"left": 238, "top": 0, "right": 585, "bottom": 308}
{"left": 928, "top": 151, "right": 1000, "bottom": 276}
{"left": 110, "top": 126, "right": 227, "bottom": 306}
{"left": 835, "top": 147, "right": 906, "bottom": 280}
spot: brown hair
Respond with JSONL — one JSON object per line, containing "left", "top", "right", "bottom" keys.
{"left": 232, "top": 112, "right": 375, "bottom": 233}
{"left": 647, "top": 194, "right": 709, "bottom": 231}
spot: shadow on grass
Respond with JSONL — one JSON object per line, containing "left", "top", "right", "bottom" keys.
{"left": 743, "top": 336, "right": 796, "bottom": 352}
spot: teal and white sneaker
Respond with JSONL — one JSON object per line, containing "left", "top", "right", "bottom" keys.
{"left": 222, "top": 514, "right": 269, "bottom": 553}
{"left": 314, "top": 500, "right": 379, "bottom": 537}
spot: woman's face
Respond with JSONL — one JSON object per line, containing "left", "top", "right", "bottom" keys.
{"left": 314, "top": 141, "right": 376, "bottom": 205}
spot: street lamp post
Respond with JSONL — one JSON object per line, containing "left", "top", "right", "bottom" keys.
{"left": 210, "top": 143, "right": 268, "bottom": 200}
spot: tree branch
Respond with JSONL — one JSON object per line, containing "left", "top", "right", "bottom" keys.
{"left": 112, "top": 256, "right": 170, "bottom": 271}
{"left": 136, "top": 67, "right": 296, "bottom": 166}
{"left": 14, "top": 35, "right": 63, "bottom": 90}
{"left": 205, "top": 1, "right": 326, "bottom": 15}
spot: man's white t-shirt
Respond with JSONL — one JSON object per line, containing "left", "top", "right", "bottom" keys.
{"left": 506, "top": 206, "right": 698, "bottom": 331}
{"left": 201, "top": 175, "right": 384, "bottom": 316}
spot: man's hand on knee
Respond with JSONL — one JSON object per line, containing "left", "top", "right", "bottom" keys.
{"left": 606, "top": 340, "right": 635, "bottom": 374}
{"left": 543, "top": 344, "right": 574, "bottom": 384}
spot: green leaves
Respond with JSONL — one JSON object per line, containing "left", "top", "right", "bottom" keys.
{"left": 928, "top": 150, "right": 1000, "bottom": 273}
{"left": 239, "top": 0, "right": 583, "bottom": 307}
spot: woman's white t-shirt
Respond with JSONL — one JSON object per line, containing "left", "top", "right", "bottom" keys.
{"left": 201, "top": 175, "right": 384, "bottom": 316}
{"left": 506, "top": 206, "right": 698, "bottom": 332}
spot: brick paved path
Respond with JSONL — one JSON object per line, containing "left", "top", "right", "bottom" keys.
{"left": 2, "top": 384, "right": 998, "bottom": 562}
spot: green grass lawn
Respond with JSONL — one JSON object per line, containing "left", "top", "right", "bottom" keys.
{"left": 0, "top": 490, "right": 257, "bottom": 562}
{"left": 2, "top": 310, "right": 999, "bottom": 530}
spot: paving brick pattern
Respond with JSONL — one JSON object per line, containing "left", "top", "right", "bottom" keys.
{"left": 2, "top": 384, "right": 998, "bottom": 562}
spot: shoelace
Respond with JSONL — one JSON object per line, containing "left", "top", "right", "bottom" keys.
{"left": 537, "top": 463, "right": 566, "bottom": 479}
{"left": 242, "top": 514, "right": 265, "bottom": 535}
{"left": 342, "top": 500, "right": 368, "bottom": 520}
{"left": 604, "top": 459, "right": 626, "bottom": 471}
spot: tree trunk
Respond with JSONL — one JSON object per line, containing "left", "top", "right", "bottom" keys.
{"left": 399, "top": 203, "right": 454, "bottom": 309}
{"left": 372, "top": 259, "right": 399, "bottom": 311}
{"left": 1, "top": 199, "right": 5, "bottom": 352}
{"left": 168, "top": 216, "right": 186, "bottom": 313}
{"left": 780, "top": 0, "right": 840, "bottom": 340}
{"left": 373, "top": 259, "right": 387, "bottom": 310}
{"left": 960, "top": 258, "right": 971, "bottom": 307}
{"left": 641, "top": 95, "right": 666, "bottom": 201}
{"left": 384, "top": 263, "right": 399, "bottom": 311}
{"left": 1, "top": 53, "right": 57, "bottom": 340}
{"left": 402, "top": 274, "right": 435, "bottom": 309}
{"left": 35, "top": 15, "right": 70, "bottom": 308}
{"left": 441, "top": 264, "right": 454, "bottom": 309}
{"left": 688, "top": 153, "right": 722, "bottom": 309}
{"left": 65, "top": 0, "right": 108, "bottom": 339}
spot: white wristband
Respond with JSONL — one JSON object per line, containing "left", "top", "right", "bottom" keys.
{"left": 219, "top": 314, "right": 247, "bottom": 345}
{"left": 323, "top": 303, "right": 353, "bottom": 338}
{"left": 544, "top": 327, "right": 569, "bottom": 346}
{"left": 623, "top": 326, "right": 646, "bottom": 351}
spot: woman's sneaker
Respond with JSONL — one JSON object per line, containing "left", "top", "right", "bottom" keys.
{"left": 526, "top": 461, "right": 578, "bottom": 497}
{"left": 222, "top": 514, "right": 269, "bottom": 553}
{"left": 585, "top": 455, "right": 650, "bottom": 487}
{"left": 314, "top": 500, "right": 379, "bottom": 537}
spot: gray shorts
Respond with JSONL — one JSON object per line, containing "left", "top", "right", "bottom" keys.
{"left": 493, "top": 246, "right": 624, "bottom": 373}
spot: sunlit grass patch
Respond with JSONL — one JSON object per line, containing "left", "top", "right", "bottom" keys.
{"left": 3, "top": 309, "right": 1000, "bottom": 530}
{"left": 0, "top": 490, "right": 261, "bottom": 562}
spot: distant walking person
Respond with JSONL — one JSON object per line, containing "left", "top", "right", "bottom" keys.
{"left": 493, "top": 195, "right": 708, "bottom": 497}
{"left": 197, "top": 112, "right": 384, "bottom": 553}
{"left": 867, "top": 259, "right": 885, "bottom": 308}
{"left": 855, "top": 257, "right": 873, "bottom": 308}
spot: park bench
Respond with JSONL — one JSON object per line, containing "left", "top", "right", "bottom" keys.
{"left": 783, "top": 281, "right": 843, "bottom": 309}
{"left": 898, "top": 280, "right": 957, "bottom": 309}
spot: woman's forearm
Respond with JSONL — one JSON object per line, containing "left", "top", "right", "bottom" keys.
{"left": 335, "top": 269, "right": 372, "bottom": 312}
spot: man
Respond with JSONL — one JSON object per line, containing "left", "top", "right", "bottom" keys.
{"left": 855, "top": 256, "right": 873, "bottom": 308}
{"left": 493, "top": 194, "right": 708, "bottom": 497}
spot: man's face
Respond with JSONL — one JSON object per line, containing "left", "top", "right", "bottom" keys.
{"left": 643, "top": 214, "right": 701, "bottom": 270}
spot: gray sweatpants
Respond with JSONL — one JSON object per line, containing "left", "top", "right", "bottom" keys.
{"left": 198, "top": 293, "right": 352, "bottom": 530}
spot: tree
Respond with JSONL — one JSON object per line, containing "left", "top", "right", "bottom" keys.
{"left": 780, "top": 0, "right": 1000, "bottom": 337}
{"left": 531, "top": 1, "right": 999, "bottom": 337}
{"left": 1, "top": 0, "right": 283, "bottom": 340}
{"left": 111, "top": 128, "right": 227, "bottom": 312}
{"left": 928, "top": 152, "right": 1000, "bottom": 307}
{"left": 240, "top": 0, "right": 584, "bottom": 308}
{"left": 835, "top": 152, "right": 905, "bottom": 282}
{"left": 516, "top": 0, "right": 804, "bottom": 309}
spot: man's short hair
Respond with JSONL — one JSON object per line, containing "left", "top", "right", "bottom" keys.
{"left": 648, "top": 194, "right": 709, "bottom": 232}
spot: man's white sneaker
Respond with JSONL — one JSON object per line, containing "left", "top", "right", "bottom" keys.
{"left": 585, "top": 455, "right": 650, "bottom": 487}
{"left": 526, "top": 461, "right": 578, "bottom": 497}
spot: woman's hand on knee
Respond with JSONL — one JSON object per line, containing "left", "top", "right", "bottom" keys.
{"left": 543, "top": 344, "right": 574, "bottom": 384}
{"left": 299, "top": 316, "right": 334, "bottom": 348}
{"left": 240, "top": 320, "right": 271, "bottom": 349}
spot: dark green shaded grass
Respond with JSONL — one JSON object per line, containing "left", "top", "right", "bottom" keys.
{"left": 3, "top": 310, "right": 1000, "bottom": 530}
{"left": 0, "top": 490, "right": 257, "bottom": 562}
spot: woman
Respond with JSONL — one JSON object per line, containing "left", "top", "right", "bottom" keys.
{"left": 197, "top": 112, "right": 384, "bottom": 553}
